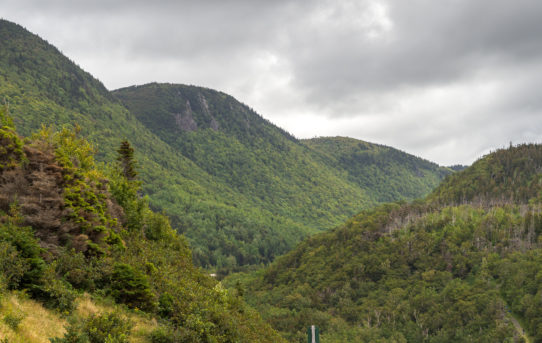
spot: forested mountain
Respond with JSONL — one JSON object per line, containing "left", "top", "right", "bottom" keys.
{"left": 230, "top": 144, "right": 542, "bottom": 342}
{"left": 112, "top": 83, "right": 370, "bottom": 269}
{"left": 0, "top": 19, "right": 449, "bottom": 273}
{"left": 112, "top": 84, "right": 451, "bottom": 272}
{"left": 114, "top": 83, "right": 370, "bottom": 230}
{"left": 303, "top": 137, "right": 450, "bottom": 203}
{"left": 0, "top": 111, "right": 284, "bottom": 342}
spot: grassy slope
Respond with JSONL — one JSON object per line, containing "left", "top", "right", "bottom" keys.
{"left": 232, "top": 144, "right": 542, "bottom": 342}
{"left": 0, "top": 293, "right": 158, "bottom": 343}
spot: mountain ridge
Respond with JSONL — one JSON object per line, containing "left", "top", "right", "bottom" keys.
{"left": 230, "top": 143, "right": 542, "bottom": 342}
{"left": 1, "top": 18, "right": 450, "bottom": 273}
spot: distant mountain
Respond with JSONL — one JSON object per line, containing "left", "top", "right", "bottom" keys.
{"left": 232, "top": 144, "right": 542, "bottom": 342}
{"left": 0, "top": 19, "right": 449, "bottom": 273}
{"left": 114, "top": 84, "right": 451, "bottom": 270}
{"left": 113, "top": 83, "right": 370, "bottom": 232}
{"left": 303, "top": 136, "right": 450, "bottom": 203}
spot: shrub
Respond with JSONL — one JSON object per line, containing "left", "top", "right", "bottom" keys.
{"left": 144, "top": 212, "right": 172, "bottom": 241}
{"left": 3, "top": 311, "right": 25, "bottom": 331}
{"left": 30, "top": 263, "right": 76, "bottom": 313}
{"left": 83, "top": 312, "right": 133, "bottom": 343}
{"left": 0, "top": 222, "right": 45, "bottom": 289}
{"left": 0, "top": 241, "right": 27, "bottom": 289}
{"left": 148, "top": 326, "right": 183, "bottom": 343}
{"left": 158, "top": 293, "right": 174, "bottom": 318}
{"left": 110, "top": 263, "right": 155, "bottom": 311}
{"left": 50, "top": 311, "right": 133, "bottom": 343}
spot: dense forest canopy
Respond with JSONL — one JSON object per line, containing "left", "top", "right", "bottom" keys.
{"left": 229, "top": 144, "right": 542, "bottom": 342}
{"left": 0, "top": 18, "right": 450, "bottom": 274}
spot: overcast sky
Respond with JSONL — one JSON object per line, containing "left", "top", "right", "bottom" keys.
{"left": 3, "top": 0, "right": 542, "bottom": 165}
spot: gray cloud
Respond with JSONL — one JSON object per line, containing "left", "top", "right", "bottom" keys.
{"left": 3, "top": 0, "right": 542, "bottom": 165}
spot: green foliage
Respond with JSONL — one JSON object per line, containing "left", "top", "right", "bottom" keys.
{"left": 110, "top": 263, "right": 155, "bottom": 311}
{"left": 55, "top": 250, "right": 103, "bottom": 290}
{"left": 0, "top": 103, "right": 15, "bottom": 128}
{"left": 50, "top": 311, "right": 133, "bottom": 343}
{"left": 236, "top": 145, "right": 542, "bottom": 342}
{"left": 158, "top": 292, "right": 174, "bottom": 318}
{"left": 0, "top": 106, "right": 24, "bottom": 171}
{"left": 148, "top": 326, "right": 181, "bottom": 343}
{"left": 0, "top": 18, "right": 449, "bottom": 272}
{"left": 303, "top": 136, "right": 451, "bottom": 203}
{"left": 3, "top": 311, "right": 25, "bottom": 331}
{"left": 114, "top": 84, "right": 449, "bottom": 271}
{"left": 0, "top": 220, "right": 45, "bottom": 290}
{"left": 490, "top": 251, "right": 542, "bottom": 342}
{"left": 0, "top": 120, "right": 283, "bottom": 341}
{"left": 116, "top": 140, "right": 137, "bottom": 181}
{"left": 236, "top": 202, "right": 531, "bottom": 341}
{"left": 0, "top": 241, "right": 27, "bottom": 289}
{"left": 430, "top": 143, "right": 542, "bottom": 205}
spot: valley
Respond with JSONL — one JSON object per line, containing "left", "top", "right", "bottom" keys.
{"left": 2, "top": 17, "right": 542, "bottom": 343}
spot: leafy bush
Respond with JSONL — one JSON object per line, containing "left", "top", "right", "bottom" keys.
{"left": 0, "top": 106, "right": 25, "bottom": 171}
{"left": 30, "top": 263, "right": 76, "bottom": 313}
{"left": 148, "top": 326, "right": 183, "bottom": 343}
{"left": 110, "top": 263, "right": 155, "bottom": 311}
{"left": 0, "top": 241, "right": 27, "bottom": 289}
{"left": 158, "top": 293, "right": 174, "bottom": 318}
{"left": 144, "top": 211, "right": 172, "bottom": 242}
{"left": 3, "top": 311, "right": 25, "bottom": 330}
{"left": 50, "top": 311, "right": 133, "bottom": 343}
{"left": 0, "top": 222, "right": 45, "bottom": 289}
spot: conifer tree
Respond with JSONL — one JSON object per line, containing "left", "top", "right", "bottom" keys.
{"left": 117, "top": 140, "right": 137, "bottom": 181}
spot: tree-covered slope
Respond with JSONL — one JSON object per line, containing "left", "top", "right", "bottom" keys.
{"left": 0, "top": 19, "right": 449, "bottom": 272}
{"left": 430, "top": 143, "right": 542, "bottom": 205}
{"left": 114, "top": 85, "right": 451, "bottom": 268}
{"left": 231, "top": 144, "right": 542, "bottom": 342}
{"left": 0, "top": 19, "right": 314, "bottom": 270}
{"left": 303, "top": 136, "right": 451, "bottom": 202}
{"left": 113, "top": 83, "right": 370, "bottom": 230}
{"left": 0, "top": 113, "right": 284, "bottom": 342}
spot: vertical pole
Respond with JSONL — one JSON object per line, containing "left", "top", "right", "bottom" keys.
{"left": 307, "top": 325, "right": 319, "bottom": 343}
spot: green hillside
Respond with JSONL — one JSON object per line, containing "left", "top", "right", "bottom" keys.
{"left": 112, "top": 84, "right": 370, "bottom": 264}
{"left": 303, "top": 136, "right": 450, "bottom": 203}
{"left": 231, "top": 144, "right": 542, "bottom": 342}
{"left": 113, "top": 84, "right": 368, "bottom": 229}
{"left": 0, "top": 19, "right": 449, "bottom": 273}
{"left": 430, "top": 143, "right": 542, "bottom": 204}
{"left": 113, "top": 85, "right": 451, "bottom": 270}
{"left": 0, "top": 19, "right": 312, "bottom": 270}
{"left": 0, "top": 112, "right": 284, "bottom": 342}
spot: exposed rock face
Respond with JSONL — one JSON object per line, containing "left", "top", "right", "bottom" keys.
{"left": 198, "top": 93, "right": 219, "bottom": 131}
{"left": 174, "top": 100, "right": 198, "bottom": 132}
{"left": 210, "top": 117, "right": 219, "bottom": 131}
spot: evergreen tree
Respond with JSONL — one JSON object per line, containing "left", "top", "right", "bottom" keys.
{"left": 117, "top": 140, "right": 137, "bottom": 181}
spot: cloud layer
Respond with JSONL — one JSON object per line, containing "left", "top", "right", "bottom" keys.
{"left": 3, "top": 0, "right": 542, "bottom": 165}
